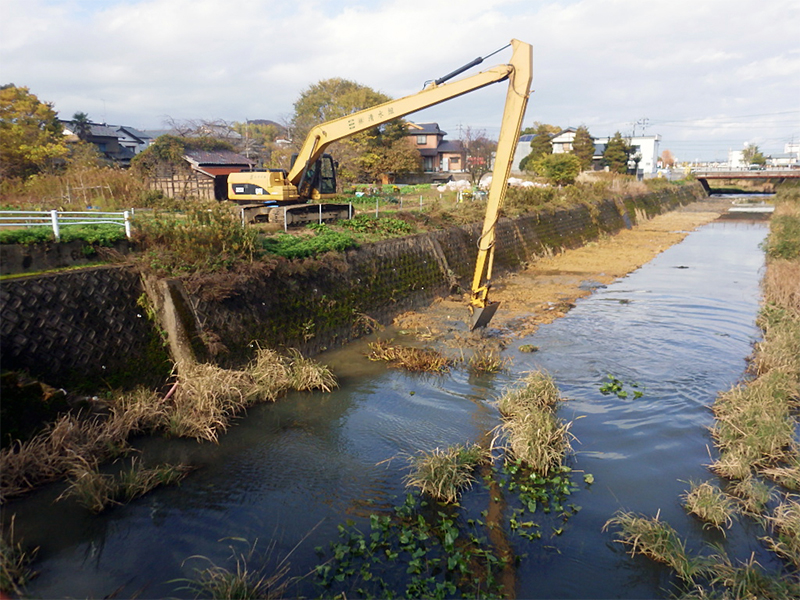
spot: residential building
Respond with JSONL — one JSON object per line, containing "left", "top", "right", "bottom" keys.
{"left": 406, "top": 123, "right": 466, "bottom": 174}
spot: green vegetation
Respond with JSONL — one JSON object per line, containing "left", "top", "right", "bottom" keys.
{"left": 58, "top": 457, "right": 191, "bottom": 513}
{"left": 602, "top": 132, "right": 631, "bottom": 174}
{"left": 0, "top": 223, "right": 128, "bottom": 246}
{"left": 467, "top": 349, "right": 508, "bottom": 374}
{"left": 340, "top": 213, "right": 415, "bottom": 237}
{"left": 261, "top": 224, "right": 358, "bottom": 259}
{"left": 599, "top": 374, "right": 643, "bottom": 399}
{"left": 681, "top": 480, "right": 735, "bottom": 531}
{"left": 532, "top": 153, "right": 583, "bottom": 186}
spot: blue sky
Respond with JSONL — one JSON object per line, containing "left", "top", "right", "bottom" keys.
{"left": 2, "top": 0, "right": 799, "bottom": 162}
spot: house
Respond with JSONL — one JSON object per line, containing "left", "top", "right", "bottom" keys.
{"left": 61, "top": 121, "right": 137, "bottom": 166}
{"left": 406, "top": 123, "right": 466, "bottom": 174}
{"left": 147, "top": 148, "right": 255, "bottom": 200}
{"left": 550, "top": 127, "right": 578, "bottom": 154}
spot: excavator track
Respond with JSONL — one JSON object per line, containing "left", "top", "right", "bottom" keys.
{"left": 267, "top": 203, "right": 352, "bottom": 227}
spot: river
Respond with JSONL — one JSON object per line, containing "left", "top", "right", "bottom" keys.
{"left": 6, "top": 214, "right": 769, "bottom": 599}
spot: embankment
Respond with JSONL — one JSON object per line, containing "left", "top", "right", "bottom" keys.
{"left": 0, "top": 186, "right": 703, "bottom": 389}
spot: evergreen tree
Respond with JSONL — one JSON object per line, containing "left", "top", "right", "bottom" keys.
{"left": 602, "top": 132, "right": 630, "bottom": 174}
{"left": 519, "top": 123, "right": 554, "bottom": 172}
{"left": 571, "top": 125, "right": 594, "bottom": 170}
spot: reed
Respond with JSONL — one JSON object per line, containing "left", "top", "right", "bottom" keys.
{"left": 726, "top": 477, "right": 773, "bottom": 515}
{"left": 404, "top": 444, "right": 490, "bottom": 504}
{"left": 284, "top": 349, "right": 336, "bottom": 393}
{"left": 761, "top": 461, "right": 800, "bottom": 491}
{"left": 178, "top": 539, "right": 291, "bottom": 600}
{"left": 682, "top": 481, "right": 735, "bottom": 531}
{"left": 604, "top": 511, "right": 700, "bottom": 583}
{"left": 58, "top": 456, "right": 191, "bottom": 513}
{"left": 367, "top": 340, "right": 453, "bottom": 373}
{"left": 701, "top": 549, "right": 800, "bottom": 600}
{"left": 765, "top": 498, "right": 800, "bottom": 568}
{"left": 0, "top": 515, "right": 38, "bottom": 597}
{"left": 467, "top": 349, "right": 508, "bottom": 374}
{"left": 496, "top": 371, "right": 571, "bottom": 476}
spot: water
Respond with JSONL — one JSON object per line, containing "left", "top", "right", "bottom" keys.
{"left": 5, "top": 219, "right": 769, "bottom": 599}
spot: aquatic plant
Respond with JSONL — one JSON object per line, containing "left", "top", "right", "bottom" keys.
{"left": 700, "top": 548, "right": 800, "bottom": 600}
{"left": 467, "top": 349, "right": 508, "bottom": 374}
{"left": 58, "top": 456, "right": 191, "bottom": 513}
{"left": 599, "top": 374, "right": 643, "bottom": 399}
{"left": 765, "top": 497, "right": 800, "bottom": 568}
{"left": 682, "top": 480, "right": 735, "bottom": 532}
{"left": 496, "top": 372, "right": 572, "bottom": 476}
{"left": 726, "top": 477, "right": 773, "bottom": 515}
{"left": 404, "top": 444, "right": 489, "bottom": 503}
{"left": 176, "top": 538, "right": 291, "bottom": 600}
{"left": 367, "top": 339, "right": 453, "bottom": 373}
{"left": 604, "top": 511, "right": 700, "bottom": 583}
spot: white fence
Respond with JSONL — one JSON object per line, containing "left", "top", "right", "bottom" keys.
{"left": 0, "top": 209, "right": 133, "bottom": 241}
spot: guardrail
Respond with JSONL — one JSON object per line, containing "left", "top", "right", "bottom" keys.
{"left": 0, "top": 209, "right": 133, "bottom": 241}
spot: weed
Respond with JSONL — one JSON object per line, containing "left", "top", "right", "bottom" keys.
{"left": 404, "top": 444, "right": 490, "bottom": 503}
{"left": 0, "top": 515, "right": 38, "bottom": 596}
{"left": 599, "top": 374, "right": 643, "bottom": 399}
{"left": 604, "top": 511, "right": 700, "bottom": 582}
{"left": 727, "top": 477, "right": 773, "bottom": 515}
{"left": 682, "top": 481, "right": 735, "bottom": 531}
{"left": 367, "top": 340, "right": 452, "bottom": 373}
{"left": 496, "top": 371, "right": 561, "bottom": 416}
{"left": 176, "top": 538, "right": 291, "bottom": 600}
{"left": 518, "top": 344, "right": 539, "bottom": 353}
{"left": 261, "top": 226, "right": 358, "bottom": 259}
{"left": 467, "top": 349, "right": 509, "bottom": 374}
{"left": 765, "top": 497, "right": 800, "bottom": 568}
{"left": 702, "top": 548, "right": 800, "bottom": 599}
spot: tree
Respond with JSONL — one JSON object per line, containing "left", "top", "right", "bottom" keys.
{"left": 71, "top": 112, "right": 92, "bottom": 141}
{"left": 290, "top": 77, "right": 419, "bottom": 184}
{"left": 571, "top": 125, "right": 594, "bottom": 170}
{"left": 743, "top": 144, "right": 766, "bottom": 166}
{"left": 534, "top": 153, "right": 582, "bottom": 185}
{"left": 462, "top": 127, "right": 497, "bottom": 185}
{"left": 659, "top": 149, "right": 675, "bottom": 168}
{"left": 519, "top": 123, "right": 554, "bottom": 172}
{"left": 602, "top": 132, "right": 630, "bottom": 174}
{"left": 0, "top": 84, "right": 68, "bottom": 179}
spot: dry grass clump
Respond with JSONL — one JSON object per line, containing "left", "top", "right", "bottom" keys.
{"left": 496, "top": 371, "right": 571, "bottom": 476}
{"left": 367, "top": 340, "right": 452, "bottom": 373}
{"left": 0, "top": 349, "right": 336, "bottom": 498}
{"left": 710, "top": 370, "right": 798, "bottom": 475}
{"left": 58, "top": 456, "right": 191, "bottom": 513}
{"left": 762, "top": 462, "right": 800, "bottom": 491}
{"left": 682, "top": 481, "right": 735, "bottom": 531}
{"left": 178, "top": 539, "right": 292, "bottom": 600}
{"left": 753, "top": 315, "right": 800, "bottom": 381}
{"left": 764, "top": 497, "right": 800, "bottom": 568}
{"left": 700, "top": 550, "right": 800, "bottom": 600}
{"left": 404, "top": 444, "right": 490, "bottom": 504}
{"left": 727, "top": 477, "right": 773, "bottom": 515}
{"left": 0, "top": 516, "right": 38, "bottom": 597}
{"left": 603, "top": 511, "right": 700, "bottom": 583}
{"left": 467, "top": 349, "right": 509, "bottom": 374}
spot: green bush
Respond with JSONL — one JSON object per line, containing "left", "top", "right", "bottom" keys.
{"left": 763, "top": 214, "right": 800, "bottom": 260}
{"left": 0, "top": 227, "right": 54, "bottom": 245}
{"left": 261, "top": 225, "right": 358, "bottom": 259}
{"left": 340, "top": 214, "right": 415, "bottom": 236}
{"left": 0, "top": 223, "right": 126, "bottom": 246}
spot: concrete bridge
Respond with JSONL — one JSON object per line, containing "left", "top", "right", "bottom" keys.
{"left": 693, "top": 169, "right": 800, "bottom": 193}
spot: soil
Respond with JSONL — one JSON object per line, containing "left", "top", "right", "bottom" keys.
{"left": 392, "top": 197, "right": 734, "bottom": 349}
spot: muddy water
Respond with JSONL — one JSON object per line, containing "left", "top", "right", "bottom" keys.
{"left": 8, "top": 218, "right": 769, "bottom": 599}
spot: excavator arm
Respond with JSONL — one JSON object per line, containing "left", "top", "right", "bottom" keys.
{"left": 291, "top": 39, "right": 533, "bottom": 329}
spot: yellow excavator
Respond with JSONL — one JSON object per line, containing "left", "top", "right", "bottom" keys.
{"left": 228, "top": 39, "right": 532, "bottom": 329}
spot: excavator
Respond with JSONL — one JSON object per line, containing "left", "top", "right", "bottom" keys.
{"left": 227, "top": 39, "right": 532, "bottom": 329}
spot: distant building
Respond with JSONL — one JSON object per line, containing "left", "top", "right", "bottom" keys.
{"left": 406, "top": 123, "right": 466, "bottom": 174}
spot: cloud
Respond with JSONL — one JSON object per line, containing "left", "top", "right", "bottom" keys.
{"left": 1, "top": 0, "right": 798, "bottom": 160}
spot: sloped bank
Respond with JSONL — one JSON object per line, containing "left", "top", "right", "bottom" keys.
{"left": 0, "top": 186, "right": 703, "bottom": 388}
{"left": 154, "top": 186, "right": 703, "bottom": 369}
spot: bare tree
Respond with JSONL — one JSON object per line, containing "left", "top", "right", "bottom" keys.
{"left": 462, "top": 127, "right": 497, "bottom": 186}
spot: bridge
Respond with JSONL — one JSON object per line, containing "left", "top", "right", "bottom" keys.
{"left": 693, "top": 169, "right": 800, "bottom": 194}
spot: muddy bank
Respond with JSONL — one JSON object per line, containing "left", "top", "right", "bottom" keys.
{"left": 393, "top": 196, "right": 732, "bottom": 345}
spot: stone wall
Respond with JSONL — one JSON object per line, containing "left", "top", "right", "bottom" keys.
{"left": 0, "top": 186, "right": 702, "bottom": 387}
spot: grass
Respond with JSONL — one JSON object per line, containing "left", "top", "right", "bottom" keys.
{"left": 726, "top": 477, "right": 773, "bottom": 515}
{"left": 177, "top": 538, "right": 291, "bottom": 600}
{"left": 603, "top": 511, "right": 700, "bottom": 583}
{"left": 0, "top": 349, "right": 337, "bottom": 498}
{"left": 467, "top": 349, "right": 509, "bottom": 374}
{"left": 367, "top": 339, "right": 453, "bottom": 373}
{"left": 0, "top": 515, "right": 38, "bottom": 597}
{"left": 682, "top": 481, "right": 735, "bottom": 531}
{"left": 404, "top": 444, "right": 490, "bottom": 503}
{"left": 700, "top": 549, "right": 800, "bottom": 600}
{"left": 58, "top": 456, "right": 191, "bottom": 513}
{"left": 496, "top": 371, "right": 572, "bottom": 476}
{"left": 765, "top": 497, "right": 800, "bottom": 568}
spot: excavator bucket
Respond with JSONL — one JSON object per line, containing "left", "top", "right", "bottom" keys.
{"left": 469, "top": 301, "right": 500, "bottom": 331}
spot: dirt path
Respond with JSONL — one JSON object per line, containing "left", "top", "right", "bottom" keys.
{"left": 393, "top": 198, "right": 733, "bottom": 348}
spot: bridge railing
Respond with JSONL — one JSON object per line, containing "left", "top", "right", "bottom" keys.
{"left": 0, "top": 209, "right": 133, "bottom": 241}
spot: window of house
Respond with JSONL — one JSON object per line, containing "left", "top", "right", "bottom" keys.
{"left": 416, "top": 135, "right": 427, "bottom": 145}
{"left": 450, "top": 157, "right": 459, "bottom": 165}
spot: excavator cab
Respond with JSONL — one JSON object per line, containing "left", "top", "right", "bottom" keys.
{"left": 292, "top": 153, "right": 337, "bottom": 200}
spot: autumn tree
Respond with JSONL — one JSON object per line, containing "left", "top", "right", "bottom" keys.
{"left": 232, "top": 120, "right": 285, "bottom": 166}
{"left": 462, "top": 127, "right": 496, "bottom": 185}
{"left": 0, "top": 84, "right": 68, "bottom": 179}
{"left": 602, "top": 132, "right": 630, "bottom": 174}
{"left": 571, "top": 125, "right": 594, "bottom": 170}
{"left": 659, "top": 149, "right": 675, "bottom": 167}
{"left": 290, "top": 77, "right": 420, "bottom": 184}
{"left": 534, "top": 154, "right": 582, "bottom": 186}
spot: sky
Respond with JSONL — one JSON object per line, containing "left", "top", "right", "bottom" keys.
{"left": 1, "top": 0, "right": 799, "bottom": 163}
